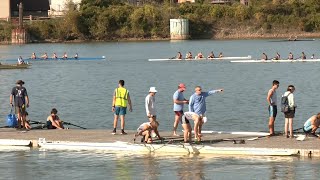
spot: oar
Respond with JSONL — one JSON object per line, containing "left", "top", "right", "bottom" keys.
{"left": 62, "top": 121, "right": 86, "bottom": 129}
{"left": 30, "top": 120, "right": 46, "bottom": 125}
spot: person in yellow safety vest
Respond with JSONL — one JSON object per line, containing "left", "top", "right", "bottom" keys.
{"left": 111, "top": 80, "right": 132, "bottom": 135}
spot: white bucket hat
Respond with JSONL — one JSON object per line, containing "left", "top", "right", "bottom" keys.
{"left": 149, "top": 87, "right": 157, "bottom": 93}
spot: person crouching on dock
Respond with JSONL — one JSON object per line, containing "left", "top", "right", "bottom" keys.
{"left": 134, "top": 120, "right": 162, "bottom": 143}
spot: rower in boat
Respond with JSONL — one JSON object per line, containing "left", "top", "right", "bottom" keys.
{"left": 301, "top": 52, "right": 306, "bottom": 60}
{"left": 207, "top": 51, "right": 215, "bottom": 59}
{"left": 176, "top": 52, "right": 182, "bottom": 59}
{"left": 186, "top": 52, "right": 193, "bottom": 60}
{"left": 273, "top": 52, "right": 280, "bottom": 60}
{"left": 62, "top": 52, "right": 68, "bottom": 59}
{"left": 74, "top": 53, "right": 79, "bottom": 59}
{"left": 41, "top": 53, "right": 48, "bottom": 59}
{"left": 288, "top": 52, "right": 294, "bottom": 60}
{"left": 311, "top": 54, "right": 315, "bottom": 59}
{"left": 218, "top": 52, "right": 223, "bottom": 58}
{"left": 52, "top": 53, "right": 58, "bottom": 59}
{"left": 261, "top": 53, "right": 268, "bottom": 60}
{"left": 196, "top": 52, "right": 204, "bottom": 59}
{"left": 18, "top": 56, "right": 24, "bottom": 64}
{"left": 31, "top": 52, "right": 37, "bottom": 59}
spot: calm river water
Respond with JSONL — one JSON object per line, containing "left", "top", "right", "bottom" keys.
{"left": 0, "top": 39, "right": 320, "bottom": 179}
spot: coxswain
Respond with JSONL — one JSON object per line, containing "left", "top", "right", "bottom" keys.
{"left": 18, "top": 56, "right": 24, "bottom": 64}
{"left": 311, "top": 54, "right": 315, "bottom": 59}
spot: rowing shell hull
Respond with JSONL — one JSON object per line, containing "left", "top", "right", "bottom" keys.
{"left": 0, "top": 139, "right": 32, "bottom": 146}
{"left": 148, "top": 56, "right": 252, "bottom": 61}
{"left": 1, "top": 57, "right": 106, "bottom": 62}
{"left": 38, "top": 140, "right": 298, "bottom": 156}
{"left": 231, "top": 59, "right": 320, "bottom": 63}
{"left": 0, "top": 64, "right": 30, "bottom": 69}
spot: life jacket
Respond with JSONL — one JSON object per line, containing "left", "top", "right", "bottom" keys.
{"left": 115, "top": 87, "right": 128, "bottom": 107}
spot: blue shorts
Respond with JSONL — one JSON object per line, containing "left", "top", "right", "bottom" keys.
{"left": 303, "top": 120, "right": 312, "bottom": 133}
{"left": 114, "top": 106, "right": 127, "bottom": 115}
{"left": 268, "top": 105, "right": 277, "bottom": 117}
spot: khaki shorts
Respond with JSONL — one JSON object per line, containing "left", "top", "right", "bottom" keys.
{"left": 15, "top": 105, "right": 26, "bottom": 115}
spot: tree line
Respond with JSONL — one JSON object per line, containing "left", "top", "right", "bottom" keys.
{"left": 0, "top": 0, "right": 319, "bottom": 42}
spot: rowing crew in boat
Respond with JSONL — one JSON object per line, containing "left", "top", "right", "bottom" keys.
{"left": 176, "top": 51, "right": 224, "bottom": 60}
{"left": 29, "top": 52, "right": 79, "bottom": 60}
{"left": 261, "top": 52, "right": 312, "bottom": 60}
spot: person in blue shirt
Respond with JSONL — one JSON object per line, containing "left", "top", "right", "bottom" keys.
{"left": 172, "top": 83, "right": 189, "bottom": 136}
{"left": 189, "top": 86, "right": 223, "bottom": 141}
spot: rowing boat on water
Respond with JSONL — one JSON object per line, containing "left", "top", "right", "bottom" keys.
{"left": 230, "top": 59, "right": 320, "bottom": 63}
{"left": 38, "top": 138, "right": 298, "bottom": 156}
{"left": 1, "top": 56, "right": 106, "bottom": 62}
{"left": 0, "top": 64, "right": 30, "bottom": 69}
{"left": 148, "top": 55, "right": 252, "bottom": 62}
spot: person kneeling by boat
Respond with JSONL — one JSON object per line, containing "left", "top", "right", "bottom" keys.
{"left": 47, "top": 108, "right": 65, "bottom": 129}
{"left": 303, "top": 113, "right": 320, "bottom": 137}
{"left": 134, "top": 120, "right": 162, "bottom": 143}
{"left": 182, "top": 112, "right": 207, "bottom": 143}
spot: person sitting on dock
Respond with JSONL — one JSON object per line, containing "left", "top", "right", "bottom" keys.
{"left": 274, "top": 52, "right": 280, "bottom": 60}
{"left": 303, "top": 113, "right": 320, "bottom": 136}
{"left": 176, "top": 52, "right": 182, "bottom": 59}
{"left": 207, "top": 51, "right": 215, "bottom": 59}
{"left": 41, "top": 53, "right": 48, "bottom": 59}
{"left": 52, "top": 53, "right": 58, "bottom": 59}
{"left": 134, "top": 120, "right": 162, "bottom": 143}
{"left": 261, "top": 53, "right": 268, "bottom": 60}
{"left": 47, "top": 108, "right": 64, "bottom": 129}
{"left": 18, "top": 56, "right": 24, "bottom": 64}
{"left": 218, "top": 52, "right": 223, "bottom": 58}
{"left": 301, "top": 52, "right": 306, "bottom": 60}
{"left": 186, "top": 52, "right": 193, "bottom": 59}
{"left": 62, "top": 52, "right": 68, "bottom": 59}
{"left": 31, "top": 53, "right": 37, "bottom": 59}
{"left": 288, "top": 52, "right": 294, "bottom": 60}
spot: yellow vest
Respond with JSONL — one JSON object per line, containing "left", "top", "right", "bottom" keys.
{"left": 115, "top": 87, "right": 128, "bottom": 107}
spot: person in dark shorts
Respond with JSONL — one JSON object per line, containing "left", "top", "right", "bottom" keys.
{"left": 266, "top": 80, "right": 279, "bottom": 136}
{"left": 9, "top": 80, "right": 29, "bottom": 130}
{"left": 181, "top": 112, "right": 207, "bottom": 143}
{"left": 47, "top": 108, "right": 64, "bottom": 129}
{"left": 172, "top": 83, "right": 189, "bottom": 136}
{"left": 283, "top": 85, "right": 296, "bottom": 138}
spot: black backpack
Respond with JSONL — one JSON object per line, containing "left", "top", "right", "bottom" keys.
{"left": 281, "top": 93, "right": 291, "bottom": 113}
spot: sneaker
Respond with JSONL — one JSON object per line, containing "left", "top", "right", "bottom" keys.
{"left": 121, "top": 130, "right": 127, "bottom": 135}
{"left": 111, "top": 129, "right": 116, "bottom": 135}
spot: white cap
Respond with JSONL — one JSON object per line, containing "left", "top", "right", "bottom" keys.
{"left": 202, "top": 117, "right": 207, "bottom": 124}
{"left": 149, "top": 87, "right": 157, "bottom": 93}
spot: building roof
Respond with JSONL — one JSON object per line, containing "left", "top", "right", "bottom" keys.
{"left": 11, "top": 0, "right": 50, "bottom": 11}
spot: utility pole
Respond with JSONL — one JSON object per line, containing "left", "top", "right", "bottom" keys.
{"left": 18, "top": 1, "right": 23, "bottom": 29}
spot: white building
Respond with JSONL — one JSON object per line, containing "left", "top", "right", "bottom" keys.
{"left": 49, "top": 0, "right": 81, "bottom": 17}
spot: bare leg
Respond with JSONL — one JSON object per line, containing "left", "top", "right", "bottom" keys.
{"left": 198, "top": 118, "right": 203, "bottom": 136}
{"left": 269, "top": 117, "right": 275, "bottom": 135}
{"left": 173, "top": 114, "right": 181, "bottom": 135}
{"left": 17, "top": 112, "right": 22, "bottom": 129}
{"left": 194, "top": 117, "right": 200, "bottom": 141}
{"left": 113, "top": 114, "right": 119, "bottom": 128}
{"left": 284, "top": 118, "right": 289, "bottom": 137}
{"left": 289, "top": 118, "right": 293, "bottom": 137}
{"left": 182, "top": 124, "right": 189, "bottom": 142}
{"left": 120, "top": 115, "right": 125, "bottom": 129}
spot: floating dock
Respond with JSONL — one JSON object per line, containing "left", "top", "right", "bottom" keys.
{"left": 0, "top": 129, "right": 319, "bottom": 157}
